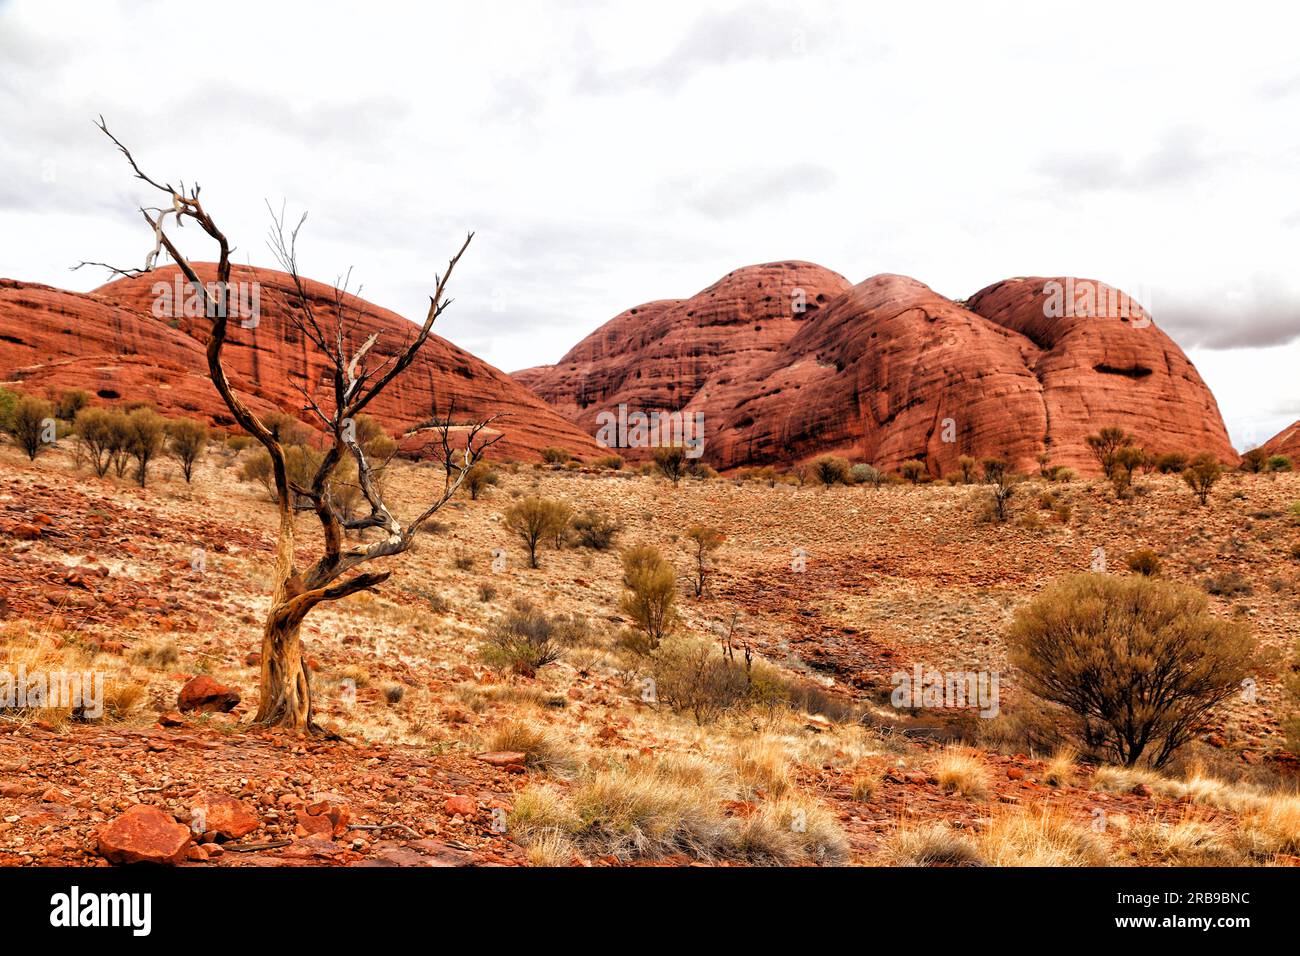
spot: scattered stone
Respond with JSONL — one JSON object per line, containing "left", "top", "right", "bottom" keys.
{"left": 98, "top": 805, "right": 192, "bottom": 865}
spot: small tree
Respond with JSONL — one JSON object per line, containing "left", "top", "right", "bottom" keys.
{"left": 571, "top": 509, "right": 621, "bottom": 550}
{"left": 684, "top": 523, "right": 725, "bottom": 598}
{"left": 1110, "top": 445, "right": 1146, "bottom": 493}
{"left": 957, "top": 455, "right": 978, "bottom": 484}
{"left": 462, "top": 460, "right": 498, "bottom": 500}
{"left": 1182, "top": 453, "right": 1223, "bottom": 506}
{"left": 1008, "top": 574, "right": 1255, "bottom": 767}
{"left": 125, "top": 408, "right": 166, "bottom": 487}
{"left": 1239, "top": 447, "right": 1268, "bottom": 473}
{"left": 481, "top": 599, "right": 564, "bottom": 677}
{"left": 988, "top": 470, "right": 1017, "bottom": 522}
{"left": 1085, "top": 426, "right": 1134, "bottom": 479}
{"left": 167, "top": 417, "right": 208, "bottom": 483}
{"left": 619, "top": 544, "right": 678, "bottom": 650}
{"left": 5, "top": 396, "right": 55, "bottom": 461}
{"left": 1154, "top": 451, "right": 1189, "bottom": 474}
{"left": 74, "top": 407, "right": 122, "bottom": 478}
{"left": 56, "top": 389, "right": 91, "bottom": 422}
{"left": 899, "top": 459, "right": 925, "bottom": 484}
{"left": 653, "top": 445, "right": 688, "bottom": 485}
{"left": 504, "top": 496, "right": 566, "bottom": 568}
{"left": 812, "top": 455, "right": 849, "bottom": 488}
{"left": 981, "top": 457, "right": 1009, "bottom": 483}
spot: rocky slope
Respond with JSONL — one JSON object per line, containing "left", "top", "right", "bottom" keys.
{"left": 0, "top": 268, "right": 596, "bottom": 462}
{"left": 516, "top": 267, "right": 1236, "bottom": 475}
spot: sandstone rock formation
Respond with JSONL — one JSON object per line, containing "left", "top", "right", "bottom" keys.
{"left": 1260, "top": 421, "right": 1300, "bottom": 463}
{"left": 516, "top": 266, "right": 1236, "bottom": 475}
{"left": 514, "top": 261, "right": 853, "bottom": 444}
{"left": 0, "top": 268, "right": 596, "bottom": 462}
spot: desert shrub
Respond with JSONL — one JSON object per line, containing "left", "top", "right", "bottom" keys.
{"left": 1239, "top": 447, "right": 1268, "bottom": 473}
{"left": 649, "top": 637, "right": 750, "bottom": 723}
{"left": 849, "top": 463, "right": 880, "bottom": 487}
{"left": 619, "top": 545, "right": 678, "bottom": 651}
{"left": 811, "top": 455, "right": 850, "bottom": 488}
{"left": 1008, "top": 573, "right": 1256, "bottom": 767}
{"left": 956, "top": 455, "right": 978, "bottom": 484}
{"left": 462, "top": 461, "right": 499, "bottom": 500}
{"left": 541, "top": 446, "right": 571, "bottom": 465}
{"left": 981, "top": 470, "right": 1017, "bottom": 522}
{"left": 4, "top": 395, "right": 56, "bottom": 461}
{"left": 652, "top": 445, "right": 688, "bottom": 485}
{"left": 239, "top": 451, "right": 274, "bottom": 495}
{"left": 224, "top": 434, "right": 252, "bottom": 453}
{"left": 1051, "top": 466, "right": 1075, "bottom": 483}
{"left": 1265, "top": 455, "right": 1294, "bottom": 474}
{"left": 899, "top": 459, "right": 925, "bottom": 484}
{"left": 1182, "top": 453, "right": 1224, "bottom": 505}
{"left": 166, "top": 417, "right": 208, "bottom": 483}
{"left": 504, "top": 496, "right": 569, "bottom": 568}
{"left": 477, "top": 583, "right": 498, "bottom": 603}
{"left": 480, "top": 598, "right": 565, "bottom": 676}
{"left": 981, "top": 457, "right": 1009, "bottom": 483}
{"left": 1084, "top": 426, "right": 1134, "bottom": 479}
{"left": 1125, "top": 548, "right": 1162, "bottom": 577}
{"left": 55, "top": 389, "right": 90, "bottom": 422}
{"left": 1154, "top": 451, "right": 1189, "bottom": 474}
{"left": 571, "top": 509, "right": 621, "bottom": 550}
{"left": 592, "top": 454, "right": 624, "bottom": 470}
{"left": 262, "top": 411, "right": 310, "bottom": 447}
{"left": 1110, "top": 444, "right": 1146, "bottom": 492}
{"left": 124, "top": 407, "right": 166, "bottom": 487}
{"left": 1204, "top": 569, "right": 1252, "bottom": 597}
{"left": 452, "top": 546, "right": 476, "bottom": 571}
{"left": 684, "top": 523, "right": 725, "bottom": 598}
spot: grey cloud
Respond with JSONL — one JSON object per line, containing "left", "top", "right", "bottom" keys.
{"left": 1155, "top": 277, "right": 1300, "bottom": 350}
{"left": 576, "top": 1, "right": 829, "bottom": 94}
{"left": 663, "top": 163, "right": 836, "bottom": 219}
{"left": 1037, "top": 127, "right": 1218, "bottom": 193}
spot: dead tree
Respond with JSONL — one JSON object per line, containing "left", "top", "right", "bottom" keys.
{"left": 85, "top": 118, "right": 499, "bottom": 733}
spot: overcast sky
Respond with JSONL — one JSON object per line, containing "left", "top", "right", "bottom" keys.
{"left": 2, "top": 0, "right": 1297, "bottom": 449}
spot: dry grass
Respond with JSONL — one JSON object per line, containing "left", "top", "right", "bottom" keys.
{"left": 1128, "top": 817, "right": 1242, "bottom": 866}
{"left": 729, "top": 795, "right": 851, "bottom": 865}
{"left": 508, "top": 751, "right": 848, "bottom": 865}
{"left": 976, "top": 805, "right": 1111, "bottom": 866}
{"left": 851, "top": 771, "right": 879, "bottom": 802}
{"left": 882, "top": 823, "right": 981, "bottom": 866}
{"left": 483, "top": 719, "right": 577, "bottom": 776}
{"left": 1042, "top": 749, "right": 1077, "bottom": 787}
{"left": 933, "top": 747, "right": 990, "bottom": 799}
{"left": 731, "top": 735, "right": 792, "bottom": 797}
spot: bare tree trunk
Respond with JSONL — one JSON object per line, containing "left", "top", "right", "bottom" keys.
{"left": 254, "top": 615, "right": 311, "bottom": 729}
{"left": 253, "top": 499, "right": 314, "bottom": 729}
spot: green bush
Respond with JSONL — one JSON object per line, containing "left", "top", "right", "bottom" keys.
{"left": 1008, "top": 574, "right": 1256, "bottom": 767}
